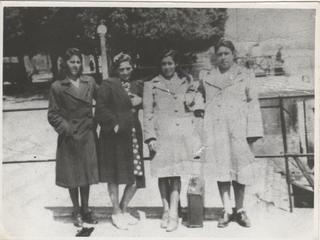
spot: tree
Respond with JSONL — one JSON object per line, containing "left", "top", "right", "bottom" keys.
{"left": 4, "top": 7, "right": 227, "bottom": 80}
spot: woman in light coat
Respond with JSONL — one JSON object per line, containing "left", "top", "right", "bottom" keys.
{"left": 143, "top": 50, "right": 202, "bottom": 232}
{"left": 201, "top": 39, "right": 263, "bottom": 228}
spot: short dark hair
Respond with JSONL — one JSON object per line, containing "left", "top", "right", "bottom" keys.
{"left": 64, "top": 48, "right": 82, "bottom": 62}
{"left": 159, "top": 49, "right": 179, "bottom": 64}
{"left": 215, "top": 39, "right": 236, "bottom": 54}
{"left": 59, "top": 48, "right": 83, "bottom": 79}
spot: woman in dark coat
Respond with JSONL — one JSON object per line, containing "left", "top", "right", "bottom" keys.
{"left": 47, "top": 48, "right": 99, "bottom": 227}
{"left": 95, "top": 52, "right": 145, "bottom": 230}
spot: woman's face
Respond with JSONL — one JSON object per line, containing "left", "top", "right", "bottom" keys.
{"left": 66, "top": 55, "right": 82, "bottom": 77}
{"left": 161, "top": 56, "right": 176, "bottom": 79}
{"left": 117, "top": 61, "right": 133, "bottom": 81}
{"left": 216, "top": 46, "right": 235, "bottom": 72}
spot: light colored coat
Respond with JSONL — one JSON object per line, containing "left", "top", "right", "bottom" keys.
{"left": 201, "top": 64, "right": 263, "bottom": 185}
{"left": 143, "top": 73, "right": 202, "bottom": 177}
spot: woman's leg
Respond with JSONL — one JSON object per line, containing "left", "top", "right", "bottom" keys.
{"left": 232, "top": 181, "right": 250, "bottom": 227}
{"left": 168, "top": 177, "right": 181, "bottom": 218}
{"left": 80, "top": 185, "right": 90, "bottom": 213}
{"left": 166, "top": 177, "right": 181, "bottom": 232}
{"left": 69, "top": 187, "right": 80, "bottom": 213}
{"left": 120, "top": 181, "right": 139, "bottom": 225}
{"left": 108, "top": 183, "right": 121, "bottom": 214}
{"left": 217, "top": 181, "right": 233, "bottom": 228}
{"left": 158, "top": 177, "right": 170, "bottom": 228}
{"left": 158, "top": 178, "right": 170, "bottom": 213}
{"left": 217, "top": 181, "right": 232, "bottom": 214}
{"left": 108, "top": 183, "right": 128, "bottom": 229}
{"left": 80, "top": 185, "right": 98, "bottom": 224}
{"left": 232, "top": 181, "right": 245, "bottom": 211}
{"left": 120, "top": 181, "right": 137, "bottom": 213}
{"left": 69, "top": 187, "right": 83, "bottom": 227}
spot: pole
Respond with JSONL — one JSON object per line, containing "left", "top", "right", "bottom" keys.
{"left": 279, "top": 97, "right": 293, "bottom": 212}
{"left": 97, "top": 21, "right": 109, "bottom": 80}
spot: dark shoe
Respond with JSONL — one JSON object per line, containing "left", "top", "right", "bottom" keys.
{"left": 75, "top": 227, "right": 95, "bottom": 237}
{"left": 217, "top": 211, "right": 233, "bottom": 228}
{"left": 236, "top": 210, "right": 251, "bottom": 228}
{"left": 72, "top": 212, "right": 83, "bottom": 227}
{"left": 81, "top": 210, "right": 98, "bottom": 224}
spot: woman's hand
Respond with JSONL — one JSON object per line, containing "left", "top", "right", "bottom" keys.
{"left": 185, "top": 93, "right": 194, "bottom": 106}
{"left": 114, "top": 124, "right": 119, "bottom": 133}
{"left": 148, "top": 140, "right": 157, "bottom": 152}
{"left": 130, "top": 93, "right": 142, "bottom": 106}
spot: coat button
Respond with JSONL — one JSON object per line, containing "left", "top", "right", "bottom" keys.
{"left": 174, "top": 110, "right": 178, "bottom": 113}
{"left": 176, "top": 123, "right": 180, "bottom": 126}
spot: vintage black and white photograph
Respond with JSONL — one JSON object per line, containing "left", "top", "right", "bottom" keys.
{"left": 1, "top": 1, "right": 318, "bottom": 238}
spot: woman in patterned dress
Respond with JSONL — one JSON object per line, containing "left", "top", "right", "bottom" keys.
{"left": 95, "top": 53, "right": 145, "bottom": 230}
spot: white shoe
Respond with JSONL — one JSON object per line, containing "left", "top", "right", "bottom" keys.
{"left": 111, "top": 214, "right": 128, "bottom": 230}
{"left": 123, "top": 212, "right": 139, "bottom": 225}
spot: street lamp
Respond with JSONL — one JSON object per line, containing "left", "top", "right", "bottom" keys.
{"left": 97, "top": 20, "right": 109, "bottom": 80}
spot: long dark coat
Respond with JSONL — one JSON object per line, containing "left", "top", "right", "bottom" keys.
{"left": 95, "top": 77, "right": 145, "bottom": 188}
{"left": 47, "top": 75, "right": 99, "bottom": 188}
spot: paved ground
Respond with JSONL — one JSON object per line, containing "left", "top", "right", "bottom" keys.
{"left": 1, "top": 161, "right": 315, "bottom": 239}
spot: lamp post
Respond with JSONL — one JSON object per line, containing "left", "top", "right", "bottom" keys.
{"left": 97, "top": 20, "right": 109, "bottom": 80}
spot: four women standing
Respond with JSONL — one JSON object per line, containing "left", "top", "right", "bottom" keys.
{"left": 48, "top": 40, "right": 263, "bottom": 230}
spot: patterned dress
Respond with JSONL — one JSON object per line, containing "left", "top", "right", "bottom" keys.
{"left": 121, "top": 81, "right": 144, "bottom": 177}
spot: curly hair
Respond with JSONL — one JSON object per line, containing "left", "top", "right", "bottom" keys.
{"left": 113, "top": 52, "right": 134, "bottom": 71}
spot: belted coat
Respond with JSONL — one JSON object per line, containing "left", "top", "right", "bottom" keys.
{"left": 47, "top": 75, "right": 99, "bottom": 188}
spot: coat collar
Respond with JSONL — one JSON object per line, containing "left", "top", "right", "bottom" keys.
{"left": 61, "top": 76, "right": 92, "bottom": 104}
{"left": 153, "top": 73, "right": 188, "bottom": 95}
{"left": 205, "top": 64, "right": 245, "bottom": 90}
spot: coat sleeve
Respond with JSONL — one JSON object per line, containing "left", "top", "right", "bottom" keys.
{"left": 47, "top": 84, "right": 72, "bottom": 135}
{"left": 246, "top": 73, "right": 264, "bottom": 139}
{"left": 132, "top": 79, "right": 143, "bottom": 111}
{"left": 94, "top": 81, "right": 118, "bottom": 132}
{"left": 143, "top": 81, "right": 156, "bottom": 143}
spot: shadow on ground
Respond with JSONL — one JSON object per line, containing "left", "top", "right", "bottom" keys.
{"left": 45, "top": 206, "right": 223, "bottom": 224}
